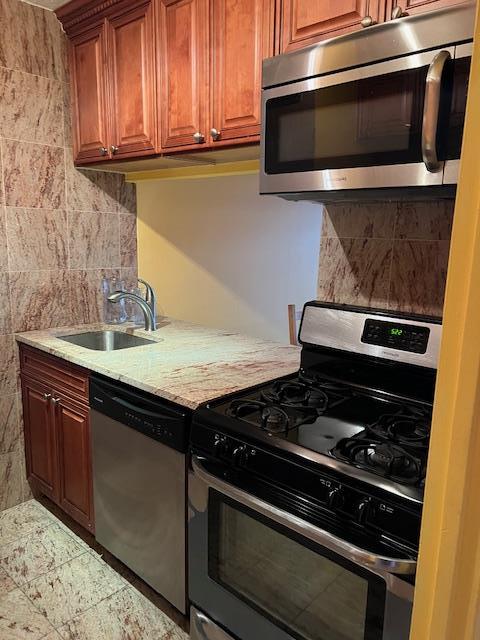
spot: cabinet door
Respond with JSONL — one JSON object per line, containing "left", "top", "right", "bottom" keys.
{"left": 70, "top": 23, "right": 111, "bottom": 164}
{"left": 55, "top": 395, "right": 94, "bottom": 532}
{"left": 211, "top": 0, "right": 275, "bottom": 145}
{"left": 158, "top": 0, "right": 209, "bottom": 151}
{"left": 108, "top": 2, "right": 157, "bottom": 158}
{"left": 21, "top": 377, "right": 58, "bottom": 501}
{"left": 278, "top": 0, "right": 384, "bottom": 53}
{"left": 386, "top": 0, "right": 461, "bottom": 18}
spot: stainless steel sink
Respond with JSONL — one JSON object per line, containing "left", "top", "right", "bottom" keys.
{"left": 58, "top": 331, "right": 156, "bottom": 351}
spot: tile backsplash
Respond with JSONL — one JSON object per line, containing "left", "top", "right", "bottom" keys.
{"left": 318, "top": 201, "right": 453, "bottom": 317}
{"left": 0, "top": 0, "right": 138, "bottom": 511}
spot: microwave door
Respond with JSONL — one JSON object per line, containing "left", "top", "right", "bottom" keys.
{"left": 260, "top": 46, "right": 455, "bottom": 196}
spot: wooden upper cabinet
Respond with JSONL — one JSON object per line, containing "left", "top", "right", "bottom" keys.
{"left": 158, "top": 0, "right": 209, "bottom": 151}
{"left": 61, "top": 0, "right": 460, "bottom": 164}
{"left": 108, "top": 1, "right": 157, "bottom": 157}
{"left": 22, "top": 376, "right": 58, "bottom": 502}
{"left": 210, "top": 0, "right": 275, "bottom": 144}
{"left": 278, "top": 0, "right": 384, "bottom": 53}
{"left": 386, "top": 0, "right": 463, "bottom": 18}
{"left": 70, "top": 23, "right": 110, "bottom": 164}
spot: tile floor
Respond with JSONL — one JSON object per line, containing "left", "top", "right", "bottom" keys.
{"left": 0, "top": 500, "right": 189, "bottom": 639}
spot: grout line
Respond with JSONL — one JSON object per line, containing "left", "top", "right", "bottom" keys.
{"left": 6, "top": 267, "right": 128, "bottom": 275}
{"left": 386, "top": 206, "right": 398, "bottom": 310}
{"left": 50, "top": 585, "right": 130, "bottom": 634}
{"left": 14, "top": 549, "right": 89, "bottom": 596}
{"left": 0, "top": 62, "right": 63, "bottom": 85}
{"left": 63, "top": 147, "right": 73, "bottom": 321}
{"left": 0, "top": 139, "right": 6, "bottom": 207}
{"left": 15, "top": 554, "right": 128, "bottom": 633}
{"left": 0, "top": 140, "right": 14, "bottom": 336}
{"left": 321, "top": 235, "right": 445, "bottom": 243}
{"left": 6, "top": 547, "right": 89, "bottom": 594}
{"left": 0, "top": 136, "right": 65, "bottom": 151}
{"left": 15, "top": 550, "right": 91, "bottom": 592}
{"left": 66, "top": 208, "right": 120, "bottom": 215}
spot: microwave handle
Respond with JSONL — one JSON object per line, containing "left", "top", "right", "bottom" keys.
{"left": 422, "top": 50, "right": 451, "bottom": 172}
{"left": 191, "top": 455, "right": 417, "bottom": 576}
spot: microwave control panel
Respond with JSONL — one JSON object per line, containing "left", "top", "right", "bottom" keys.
{"left": 361, "top": 319, "right": 430, "bottom": 354}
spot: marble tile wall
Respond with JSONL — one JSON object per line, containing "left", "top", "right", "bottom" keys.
{"left": 0, "top": 0, "right": 138, "bottom": 511}
{"left": 318, "top": 201, "right": 453, "bottom": 317}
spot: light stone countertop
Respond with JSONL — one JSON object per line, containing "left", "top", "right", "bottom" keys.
{"left": 15, "top": 318, "right": 301, "bottom": 409}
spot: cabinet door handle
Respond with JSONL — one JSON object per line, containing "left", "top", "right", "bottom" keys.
{"left": 43, "top": 393, "right": 52, "bottom": 401}
{"left": 210, "top": 128, "right": 221, "bottom": 141}
{"left": 391, "top": 6, "right": 408, "bottom": 20}
{"left": 51, "top": 397, "right": 59, "bottom": 406}
{"left": 99, "top": 147, "right": 108, "bottom": 156}
{"left": 110, "top": 145, "right": 119, "bottom": 155}
{"left": 193, "top": 132, "right": 205, "bottom": 144}
{"left": 361, "top": 15, "right": 377, "bottom": 28}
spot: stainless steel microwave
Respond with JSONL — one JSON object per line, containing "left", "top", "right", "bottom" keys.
{"left": 260, "top": 3, "right": 474, "bottom": 203}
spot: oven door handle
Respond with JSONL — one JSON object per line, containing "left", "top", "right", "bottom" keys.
{"left": 422, "top": 49, "right": 450, "bottom": 172}
{"left": 192, "top": 455, "right": 417, "bottom": 576}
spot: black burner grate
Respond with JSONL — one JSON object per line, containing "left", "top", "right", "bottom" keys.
{"left": 227, "top": 377, "right": 351, "bottom": 434}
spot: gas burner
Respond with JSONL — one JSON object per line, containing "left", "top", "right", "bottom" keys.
{"left": 368, "top": 408, "right": 430, "bottom": 449}
{"left": 261, "top": 380, "right": 329, "bottom": 411}
{"left": 227, "top": 399, "right": 292, "bottom": 433}
{"left": 227, "top": 399, "right": 266, "bottom": 419}
{"left": 298, "top": 372, "right": 352, "bottom": 394}
{"left": 261, "top": 406, "right": 290, "bottom": 433}
{"left": 332, "top": 439, "right": 424, "bottom": 485}
{"left": 261, "top": 376, "right": 350, "bottom": 412}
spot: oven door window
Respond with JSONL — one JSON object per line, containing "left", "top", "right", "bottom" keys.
{"left": 209, "top": 493, "right": 385, "bottom": 640}
{"left": 264, "top": 65, "right": 431, "bottom": 175}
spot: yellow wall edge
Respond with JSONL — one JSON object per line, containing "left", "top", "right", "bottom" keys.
{"left": 410, "top": 3, "right": 480, "bottom": 639}
{"left": 126, "top": 159, "right": 260, "bottom": 183}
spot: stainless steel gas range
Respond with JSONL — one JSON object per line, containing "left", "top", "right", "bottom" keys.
{"left": 188, "top": 302, "right": 441, "bottom": 640}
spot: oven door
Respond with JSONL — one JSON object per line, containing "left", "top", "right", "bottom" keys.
{"left": 189, "top": 455, "right": 415, "bottom": 640}
{"left": 260, "top": 45, "right": 462, "bottom": 196}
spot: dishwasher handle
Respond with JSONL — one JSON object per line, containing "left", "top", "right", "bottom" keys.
{"left": 90, "top": 375, "right": 191, "bottom": 452}
{"left": 111, "top": 394, "right": 183, "bottom": 421}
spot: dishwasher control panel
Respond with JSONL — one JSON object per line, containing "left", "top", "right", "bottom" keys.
{"left": 90, "top": 376, "right": 191, "bottom": 453}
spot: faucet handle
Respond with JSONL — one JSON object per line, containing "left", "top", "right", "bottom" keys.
{"left": 137, "top": 278, "right": 156, "bottom": 319}
{"left": 137, "top": 278, "right": 153, "bottom": 302}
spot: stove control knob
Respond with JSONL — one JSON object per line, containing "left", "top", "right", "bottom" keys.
{"left": 327, "top": 486, "right": 345, "bottom": 510}
{"left": 356, "top": 498, "right": 371, "bottom": 525}
{"left": 232, "top": 444, "right": 248, "bottom": 466}
{"left": 213, "top": 434, "right": 228, "bottom": 457}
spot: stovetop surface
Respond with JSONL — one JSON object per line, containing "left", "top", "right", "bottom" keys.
{"left": 212, "top": 370, "right": 432, "bottom": 493}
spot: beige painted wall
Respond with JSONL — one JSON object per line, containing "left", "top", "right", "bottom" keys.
{"left": 137, "top": 173, "right": 322, "bottom": 343}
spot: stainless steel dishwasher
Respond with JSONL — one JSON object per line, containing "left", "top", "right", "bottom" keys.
{"left": 90, "top": 375, "right": 190, "bottom": 614}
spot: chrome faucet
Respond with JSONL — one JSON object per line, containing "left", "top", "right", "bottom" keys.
{"left": 138, "top": 278, "right": 156, "bottom": 320}
{"left": 108, "top": 292, "right": 157, "bottom": 332}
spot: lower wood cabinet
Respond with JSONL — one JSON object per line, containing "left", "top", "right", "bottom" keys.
{"left": 56, "top": 395, "right": 93, "bottom": 531}
{"left": 20, "top": 346, "right": 94, "bottom": 532}
{"left": 22, "top": 376, "right": 58, "bottom": 502}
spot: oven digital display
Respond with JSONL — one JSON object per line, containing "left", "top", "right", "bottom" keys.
{"left": 390, "top": 328, "right": 403, "bottom": 336}
{"left": 362, "top": 319, "right": 430, "bottom": 354}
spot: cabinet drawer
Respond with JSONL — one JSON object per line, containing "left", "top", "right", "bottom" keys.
{"left": 20, "top": 345, "right": 89, "bottom": 404}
